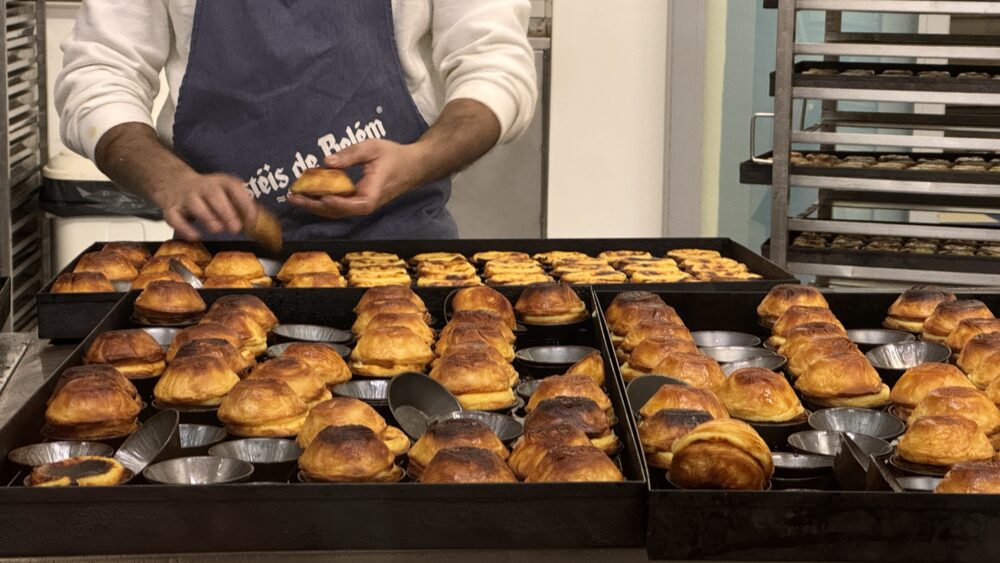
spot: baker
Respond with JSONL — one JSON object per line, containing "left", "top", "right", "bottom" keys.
{"left": 55, "top": 1, "right": 537, "bottom": 241}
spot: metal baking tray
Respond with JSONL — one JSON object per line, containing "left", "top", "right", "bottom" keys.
{"left": 762, "top": 237, "right": 1000, "bottom": 277}
{"left": 593, "top": 288, "right": 1000, "bottom": 562}
{"left": 37, "top": 238, "right": 797, "bottom": 341}
{"left": 740, "top": 150, "right": 1000, "bottom": 186}
{"left": 0, "top": 287, "right": 647, "bottom": 557}
{"left": 770, "top": 61, "right": 1000, "bottom": 97}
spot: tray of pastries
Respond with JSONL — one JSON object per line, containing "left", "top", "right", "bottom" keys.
{"left": 773, "top": 61, "right": 1000, "bottom": 97}
{"left": 741, "top": 149, "right": 1000, "bottom": 186}
{"left": 0, "top": 284, "right": 649, "bottom": 555}
{"left": 38, "top": 238, "right": 796, "bottom": 340}
{"left": 760, "top": 233, "right": 1000, "bottom": 280}
{"left": 594, "top": 285, "right": 1000, "bottom": 562}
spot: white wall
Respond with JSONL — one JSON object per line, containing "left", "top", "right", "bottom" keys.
{"left": 547, "top": 0, "right": 668, "bottom": 237}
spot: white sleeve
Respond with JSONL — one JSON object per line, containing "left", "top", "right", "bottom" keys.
{"left": 431, "top": 0, "right": 538, "bottom": 144}
{"left": 54, "top": 1, "right": 172, "bottom": 161}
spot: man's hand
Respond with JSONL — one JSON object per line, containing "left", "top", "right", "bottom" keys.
{"left": 150, "top": 171, "right": 257, "bottom": 240}
{"left": 95, "top": 123, "right": 257, "bottom": 240}
{"left": 288, "top": 98, "right": 501, "bottom": 220}
{"left": 287, "top": 139, "right": 428, "bottom": 219}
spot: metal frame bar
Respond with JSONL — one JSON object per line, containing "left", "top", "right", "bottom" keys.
{"left": 788, "top": 175, "right": 1000, "bottom": 197}
{"left": 770, "top": 0, "right": 797, "bottom": 267}
{"left": 794, "top": 87, "right": 1000, "bottom": 105}
{"left": 787, "top": 217, "right": 1000, "bottom": 241}
{"left": 796, "top": 1, "right": 1000, "bottom": 15}
{"left": 789, "top": 262, "right": 1000, "bottom": 286}
{"left": 792, "top": 130, "right": 1000, "bottom": 151}
{"left": 796, "top": 42, "right": 1000, "bottom": 59}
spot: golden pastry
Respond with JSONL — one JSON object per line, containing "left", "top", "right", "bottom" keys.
{"left": 28, "top": 456, "right": 128, "bottom": 487}
{"left": 958, "top": 333, "right": 1000, "bottom": 375}
{"left": 276, "top": 251, "right": 341, "bottom": 283}
{"left": 898, "top": 415, "right": 994, "bottom": 467}
{"left": 945, "top": 318, "right": 1000, "bottom": 354}
{"left": 451, "top": 286, "right": 517, "bottom": 329}
{"left": 140, "top": 255, "right": 205, "bottom": 280}
{"left": 201, "top": 276, "right": 255, "bottom": 289}
{"left": 526, "top": 375, "right": 611, "bottom": 414}
{"left": 756, "top": 285, "right": 829, "bottom": 327}
{"left": 639, "top": 384, "right": 728, "bottom": 420}
{"left": 909, "top": 387, "right": 1000, "bottom": 441}
{"left": 352, "top": 299, "right": 430, "bottom": 334}
{"left": 350, "top": 326, "right": 436, "bottom": 377}
{"left": 281, "top": 343, "right": 351, "bottom": 386}
{"left": 936, "top": 461, "right": 1000, "bottom": 494}
{"left": 51, "top": 272, "right": 115, "bottom": 293}
{"left": 218, "top": 379, "right": 309, "bottom": 437}
{"left": 134, "top": 281, "right": 206, "bottom": 325}
{"left": 207, "top": 294, "right": 279, "bottom": 332}
{"left": 525, "top": 445, "right": 624, "bottom": 483}
{"left": 154, "top": 240, "right": 212, "bottom": 267}
{"left": 618, "top": 321, "right": 694, "bottom": 358}
{"left": 246, "top": 357, "right": 332, "bottom": 408}
{"left": 564, "top": 350, "right": 606, "bottom": 387}
{"left": 650, "top": 352, "right": 725, "bottom": 391}
{"left": 200, "top": 310, "right": 269, "bottom": 358}
{"left": 428, "top": 351, "right": 518, "bottom": 411}
{"left": 153, "top": 355, "right": 240, "bottom": 407}
{"left": 523, "top": 397, "right": 618, "bottom": 454}
{"left": 768, "top": 306, "right": 845, "bottom": 348}
{"left": 638, "top": 410, "right": 711, "bottom": 469}
{"left": 296, "top": 397, "right": 409, "bottom": 456}
{"left": 285, "top": 273, "right": 348, "bottom": 288}
{"left": 166, "top": 322, "right": 243, "bottom": 362}
{"left": 620, "top": 336, "right": 701, "bottom": 382}
{"left": 514, "top": 284, "right": 588, "bottom": 325}
{"left": 44, "top": 373, "right": 141, "bottom": 440}
{"left": 669, "top": 419, "right": 773, "bottom": 490}
{"left": 73, "top": 251, "right": 139, "bottom": 282}
{"left": 884, "top": 286, "right": 957, "bottom": 333}
{"left": 716, "top": 368, "right": 805, "bottom": 423}
{"left": 890, "top": 363, "right": 976, "bottom": 413}
{"left": 298, "top": 425, "right": 402, "bottom": 483}
{"left": 289, "top": 167, "right": 356, "bottom": 196}
{"left": 102, "top": 242, "right": 151, "bottom": 269}
{"left": 130, "top": 270, "right": 184, "bottom": 290}
{"left": 407, "top": 418, "right": 509, "bottom": 478}
{"left": 440, "top": 310, "right": 516, "bottom": 344}
{"left": 204, "top": 251, "right": 271, "bottom": 287}
{"left": 434, "top": 325, "right": 515, "bottom": 363}
{"left": 419, "top": 446, "right": 517, "bottom": 484}
{"left": 508, "top": 424, "right": 592, "bottom": 480}
{"left": 795, "top": 351, "right": 889, "bottom": 408}
{"left": 83, "top": 329, "right": 166, "bottom": 379}
{"left": 922, "top": 300, "right": 995, "bottom": 344}
{"left": 173, "top": 338, "right": 254, "bottom": 376}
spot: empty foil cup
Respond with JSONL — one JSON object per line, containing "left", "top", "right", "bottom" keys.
{"left": 271, "top": 324, "right": 352, "bottom": 344}
{"left": 209, "top": 438, "right": 302, "bottom": 482}
{"left": 690, "top": 331, "right": 761, "bottom": 348}
{"left": 699, "top": 346, "right": 776, "bottom": 364}
{"left": 866, "top": 341, "right": 951, "bottom": 386}
{"left": 808, "top": 408, "right": 905, "bottom": 440}
{"left": 8, "top": 441, "right": 115, "bottom": 468}
{"left": 846, "top": 329, "right": 915, "bottom": 353}
{"left": 143, "top": 456, "right": 253, "bottom": 485}
{"left": 179, "top": 424, "right": 228, "bottom": 456}
{"left": 788, "top": 430, "right": 892, "bottom": 458}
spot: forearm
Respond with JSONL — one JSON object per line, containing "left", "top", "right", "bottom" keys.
{"left": 408, "top": 98, "right": 501, "bottom": 187}
{"left": 94, "top": 122, "right": 196, "bottom": 203}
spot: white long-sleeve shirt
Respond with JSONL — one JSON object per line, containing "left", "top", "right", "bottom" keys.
{"left": 55, "top": 0, "right": 538, "bottom": 163}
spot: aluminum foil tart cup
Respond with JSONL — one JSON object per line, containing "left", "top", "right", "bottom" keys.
{"left": 140, "top": 327, "right": 177, "bottom": 350}
{"left": 178, "top": 424, "right": 228, "bottom": 457}
{"left": 143, "top": 456, "right": 253, "bottom": 485}
{"left": 722, "top": 355, "right": 787, "bottom": 376}
{"left": 8, "top": 441, "right": 115, "bottom": 468}
{"left": 888, "top": 453, "right": 949, "bottom": 477}
{"left": 846, "top": 329, "right": 915, "bottom": 353}
{"left": 514, "top": 345, "right": 598, "bottom": 379}
{"left": 388, "top": 372, "right": 462, "bottom": 439}
{"left": 866, "top": 341, "right": 951, "bottom": 387}
{"left": 114, "top": 409, "right": 181, "bottom": 477}
{"left": 808, "top": 407, "right": 905, "bottom": 440}
{"left": 151, "top": 399, "right": 220, "bottom": 426}
{"left": 699, "top": 346, "right": 777, "bottom": 365}
{"left": 897, "top": 476, "right": 941, "bottom": 492}
{"left": 691, "top": 331, "right": 762, "bottom": 348}
{"left": 788, "top": 429, "right": 892, "bottom": 459}
{"left": 209, "top": 438, "right": 302, "bottom": 483}
{"left": 748, "top": 411, "right": 811, "bottom": 451}
{"left": 270, "top": 324, "right": 353, "bottom": 345}
{"left": 771, "top": 452, "right": 833, "bottom": 478}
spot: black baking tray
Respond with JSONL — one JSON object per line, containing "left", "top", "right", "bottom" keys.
{"left": 770, "top": 61, "right": 1000, "bottom": 97}
{"left": 0, "top": 286, "right": 647, "bottom": 557}
{"left": 763, "top": 237, "right": 1000, "bottom": 277}
{"left": 740, "top": 150, "right": 1000, "bottom": 186}
{"left": 593, "top": 289, "right": 1000, "bottom": 562}
{"left": 37, "top": 238, "right": 797, "bottom": 341}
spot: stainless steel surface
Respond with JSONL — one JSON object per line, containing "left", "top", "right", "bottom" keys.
{"left": 795, "top": 0, "right": 1000, "bottom": 14}
{"left": 796, "top": 42, "right": 1000, "bottom": 59}
{"left": 447, "top": 48, "right": 548, "bottom": 238}
{"left": 789, "top": 261, "right": 1000, "bottom": 286}
{"left": 793, "top": 129, "right": 1000, "bottom": 150}
{"left": 808, "top": 407, "right": 906, "bottom": 440}
{"left": 169, "top": 259, "right": 204, "bottom": 288}
{"left": 788, "top": 175, "right": 1000, "bottom": 198}
{"left": 0, "top": 333, "right": 32, "bottom": 396}
{"left": 787, "top": 218, "right": 1000, "bottom": 241}
{"left": 770, "top": 0, "right": 797, "bottom": 266}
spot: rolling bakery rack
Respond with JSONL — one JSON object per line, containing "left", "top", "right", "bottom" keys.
{"left": 745, "top": 0, "right": 1000, "bottom": 286}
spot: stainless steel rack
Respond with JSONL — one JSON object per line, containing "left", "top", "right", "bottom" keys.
{"left": 767, "top": 0, "right": 1000, "bottom": 286}
{"left": 0, "top": 1, "right": 46, "bottom": 330}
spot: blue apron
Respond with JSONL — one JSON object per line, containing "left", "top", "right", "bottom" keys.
{"left": 172, "top": 0, "right": 458, "bottom": 240}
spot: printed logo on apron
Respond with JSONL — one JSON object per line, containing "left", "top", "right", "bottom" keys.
{"left": 172, "top": 0, "right": 457, "bottom": 240}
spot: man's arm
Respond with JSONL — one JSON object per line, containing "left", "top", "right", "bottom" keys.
{"left": 95, "top": 123, "right": 255, "bottom": 239}
{"left": 286, "top": 99, "right": 499, "bottom": 219}
{"left": 288, "top": 0, "right": 536, "bottom": 219}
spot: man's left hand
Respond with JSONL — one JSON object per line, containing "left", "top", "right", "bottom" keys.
{"left": 287, "top": 139, "right": 429, "bottom": 220}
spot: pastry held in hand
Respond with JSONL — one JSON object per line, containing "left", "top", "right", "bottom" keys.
{"left": 290, "top": 167, "right": 356, "bottom": 197}
{"left": 242, "top": 206, "right": 283, "bottom": 253}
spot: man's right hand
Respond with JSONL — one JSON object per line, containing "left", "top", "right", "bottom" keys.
{"left": 95, "top": 123, "right": 257, "bottom": 241}
{"left": 150, "top": 171, "right": 256, "bottom": 240}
